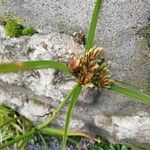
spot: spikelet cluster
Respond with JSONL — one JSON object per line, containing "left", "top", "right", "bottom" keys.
{"left": 68, "top": 46, "right": 113, "bottom": 88}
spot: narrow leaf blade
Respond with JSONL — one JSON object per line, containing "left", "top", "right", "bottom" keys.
{"left": 85, "top": 0, "right": 102, "bottom": 53}
{"left": 110, "top": 83, "right": 150, "bottom": 105}
{"left": 0, "top": 60, "right": 70, "bottom": 74}
{"left": 62, "top": 84, "right": 82, "bottom": 150}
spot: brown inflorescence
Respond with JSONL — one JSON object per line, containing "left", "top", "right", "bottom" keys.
{"left": 68, "top": 46, "right": 113, "bottom": 88}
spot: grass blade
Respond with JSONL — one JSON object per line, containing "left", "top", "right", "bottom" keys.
{"left": 17, "top": 138, "right": 29, "bottom": 150}
{"left": 11, "top": 122, "right": 23, "bottom": 133}
{"left": 62, "top": 84, "right": 82, "bottom": 150}
{"left": 40, "top": 127, "right": 100, "bottom": 143}
{"left": 0, "top": 129, "right": 36, "bottom": 149}
{"left": 110, "top": 83, "right": 150, "bottom": 105}
{"left": 0, "top": 60, "right": 70, "bottom": 74}
{"left": 38, "top": 132, "right": 49, "bottom": 150}
{"left": 0, "top": 117, "right": 22, "bottom": 128}
{"left": 36, "top": 84, "right": 77, "bottom": 129}
{"left": 85, "top": 0, "right": 102, "bottom": 53}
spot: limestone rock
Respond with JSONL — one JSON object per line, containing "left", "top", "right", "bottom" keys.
{"left": 93, "top": 112, "right": 150, "bottom": 149}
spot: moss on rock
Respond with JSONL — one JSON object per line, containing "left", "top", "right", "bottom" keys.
{"left": 4, "top": 20, "right": 37, "bottom": 38}
{"left": 143, "top": 28, "right": 150, "bottom": 38}
{"left": 4, "top": 20, "right": 24, "bottom": 37}
{"left": 22, "top": 27, "right": 37, "bottom": 36}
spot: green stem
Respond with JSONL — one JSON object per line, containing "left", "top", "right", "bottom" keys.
{"left": 62, "top": 84, "right": 82, "bottom": 150}
{"left": 109, "top": 83, "right": 150, "bottom": 105}
{"left": 36, "top": 84, "right": 78, "bottom": 129}
{"left": 85, "top": 0, "right": 102, "bottom": 53}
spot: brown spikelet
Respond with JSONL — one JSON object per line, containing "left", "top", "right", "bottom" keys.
{"left": 86, "top": 46, "right": 102, "bottom": 61}
{"left": 68, "top": 57, "right": 80, "bottom": 75}
{"left": 68, "top": 46, "right": 113, "bottom": 88}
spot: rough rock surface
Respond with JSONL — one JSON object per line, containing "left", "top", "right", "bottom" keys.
{"left": 0, "top": 0, "right": 150, "bottom": 149}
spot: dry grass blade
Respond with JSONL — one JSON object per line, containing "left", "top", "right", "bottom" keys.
{"left": 40, "top": 127, "right": 100, "bottom": 143}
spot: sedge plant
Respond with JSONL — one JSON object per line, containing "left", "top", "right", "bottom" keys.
{"left": 0, "top": 0, "right": 150, "bottom": 149}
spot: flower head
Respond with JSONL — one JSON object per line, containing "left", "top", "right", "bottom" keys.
{"left": 68, "top": 46, "right": 113, "bottom": 89}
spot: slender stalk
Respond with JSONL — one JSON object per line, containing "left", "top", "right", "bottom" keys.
{"left": 85, "top": 0, "right": 102, "bottom": 53}
{"left": 0, "top": 60, "right": 70, "bottom": 74}
{"left": 36, "top": 84, "right": 77, "bottom": 129}
{"left": 62, "top": 84, "right": 82, "bottom": 150}
{"left": 110, "top": 83, "right": 150, "bottom": 105}
{"left": 40, "top": 127, "right": 100, "bottom": 143}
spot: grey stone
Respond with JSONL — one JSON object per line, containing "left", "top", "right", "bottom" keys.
{"left": 93, "top": 112, "right": 150, "bottom": 149}
{"left": 0, "top": 0, "right": 150, "bottom": 149}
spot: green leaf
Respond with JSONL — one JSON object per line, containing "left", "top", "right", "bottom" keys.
{"left": 39, "top": 127, "right": 99, "bottom": 142}
{"left": 36, "top": 84, "right": 77, "bottom": 129}
{"left": 85, "top": 0, "right": 102, "bottom": 53}
{"left": 110, "top": 83, "right": 150, "bottom": 105}
{"left": 0, "top": 60, "right": 71, "bottom": 74}
{"left": 62, "top": 84, "right": 82, "bottom": 150}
